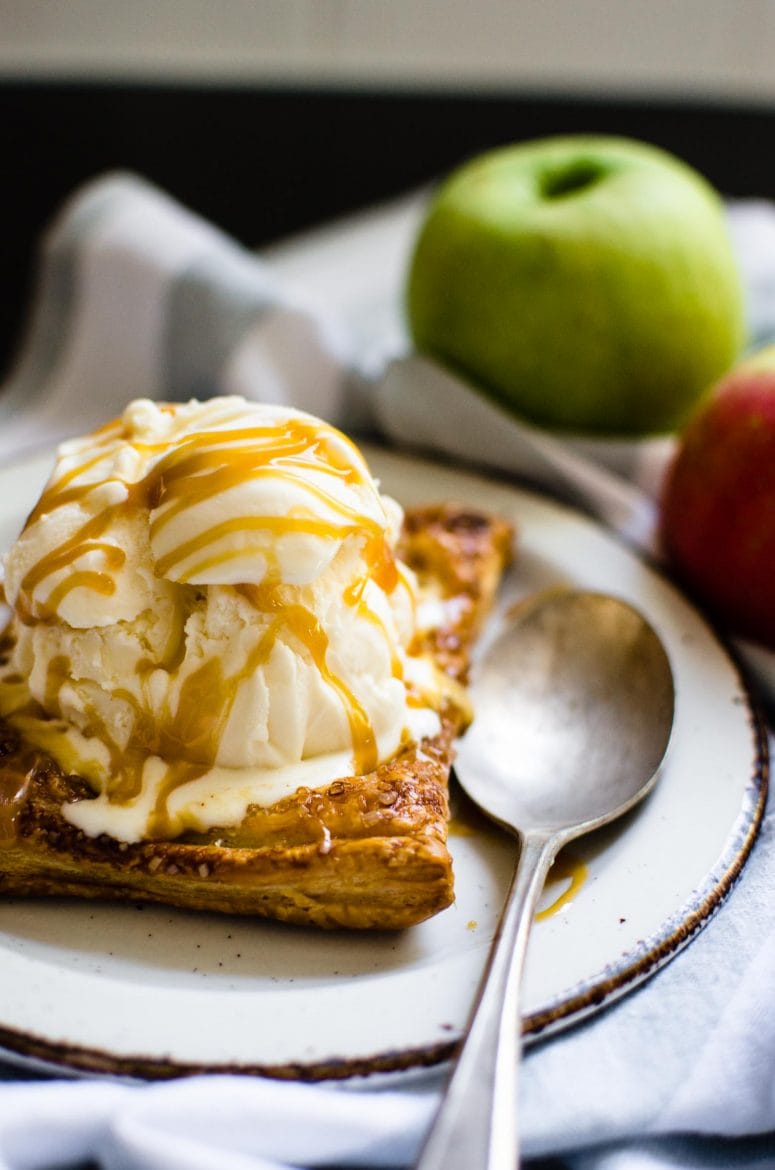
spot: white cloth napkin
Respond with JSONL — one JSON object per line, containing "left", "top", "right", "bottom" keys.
{"left": 0, "top": 173, "right": 774, "bottom": 1170}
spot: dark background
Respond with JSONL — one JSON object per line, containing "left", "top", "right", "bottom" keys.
{"left": 2, "top": 81, "right": 774, "bottom": 377}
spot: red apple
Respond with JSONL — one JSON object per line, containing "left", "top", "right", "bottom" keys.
{"left": 660, "top": 349, "right": 775, "bottom": 649}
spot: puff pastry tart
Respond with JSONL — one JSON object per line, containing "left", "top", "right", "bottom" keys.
{"left": 0, "top": 398, "right": 513, "bottom": 929}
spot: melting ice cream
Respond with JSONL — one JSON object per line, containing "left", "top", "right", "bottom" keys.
{"left": 0, "top": 397, "right": 441, "bottom": 842}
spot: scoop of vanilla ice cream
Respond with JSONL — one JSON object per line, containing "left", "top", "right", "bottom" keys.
{"left": 0, "top": 397, "right": 442, "bottom": 842}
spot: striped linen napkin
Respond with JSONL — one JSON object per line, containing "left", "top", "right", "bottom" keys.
{"left": 0, "top": 173, "right": 773, "bottom": 1170}
{"left": 0, "top": 172, "right": 355, "bottom": 465}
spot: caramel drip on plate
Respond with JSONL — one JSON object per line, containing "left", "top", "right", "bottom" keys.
{"left": 536, "top": 852, "right": 588, "bottom": 921}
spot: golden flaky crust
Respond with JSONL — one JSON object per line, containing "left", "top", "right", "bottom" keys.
{"left": 0, "top": 504, "right": 513, "bottom": 929}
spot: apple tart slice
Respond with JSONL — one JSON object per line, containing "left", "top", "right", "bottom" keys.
{"left": 0, "top": 502, "right": 512, "bottom": 929}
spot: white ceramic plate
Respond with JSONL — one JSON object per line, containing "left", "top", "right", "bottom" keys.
{"left": 0, "top": 446, "right": 766, "bottom": 1079}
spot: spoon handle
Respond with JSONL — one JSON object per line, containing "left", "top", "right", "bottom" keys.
{"left": 416, "top": 832, "right": 557, "bottom": 1170}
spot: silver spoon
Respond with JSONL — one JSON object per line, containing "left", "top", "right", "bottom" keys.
{"left": 416, "top": 588, "right": 675, "bottom": 1170}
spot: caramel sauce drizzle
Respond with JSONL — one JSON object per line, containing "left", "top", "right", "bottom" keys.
{"left": 43, "top": 655, "right": 72, "bottom": 715}
{"left": 341, "top": 541, "right": 405, "bottom": 681}
{"left": 24, "top": 442, "right": 121, "bottom": 528}
{"left": 536, "top": 852, "right": 589, "bottom": 921}
{"left": 0, "top": 761, "right": 34, "bottom": 843}
{"left": 235, "top": 582, "right": 381, "bottom": 773}
{"left": 10, "top": 409, "right": 408, "bottom": 823}
{"left": 22, "top": 417, "right": 390, "bottom": 601}
{"left": 155, "top": 514, "right": 377, "bottom": 582}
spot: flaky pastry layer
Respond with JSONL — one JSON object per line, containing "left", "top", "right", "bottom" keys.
{"left": 0, "top": 504, "right": 513, "bottom": 929}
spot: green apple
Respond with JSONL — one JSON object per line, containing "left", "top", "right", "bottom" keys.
{"left": 406, "top": 136, "right": 746, "bottom": 436}
{"left": 660, "top": 346, "right": 775, "bottom": 649}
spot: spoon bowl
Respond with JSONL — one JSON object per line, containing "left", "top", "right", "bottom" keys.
{"left": 459, "top": 589, "right": 675, "bottom": 838}
{"left": 416, "top": 588, "right": 675, "bottom": 1170}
